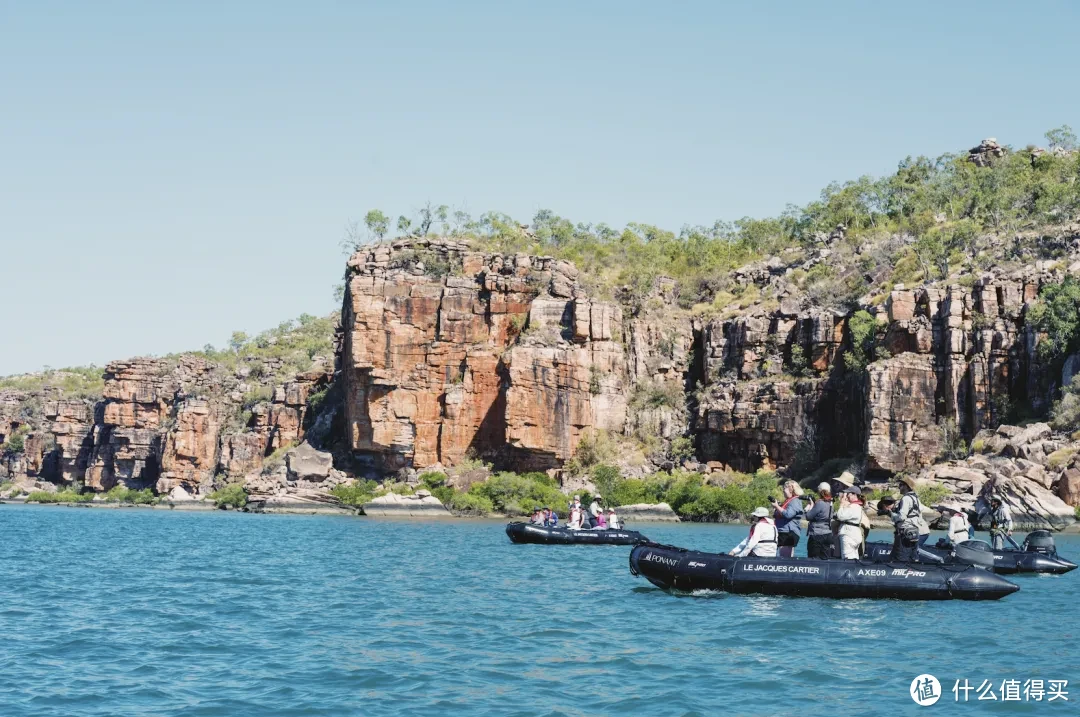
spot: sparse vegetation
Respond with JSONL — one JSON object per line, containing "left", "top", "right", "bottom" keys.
{"left": 916, "top": 483, "right": 952, "bottom": 507}
{"left": 331, "top": 480, "right": 380, "bottom": 506}
{"left": 209, "top": 484, "right": 247, "bottom": 509}
{"left": 1050, "top": 375, "right": 1080, "bottom": 432}
{"left": 105, "top": 486, "right": 157, "bottom": 504}
{"left": 26, "top": 490, "right": 94, "bottom": 504}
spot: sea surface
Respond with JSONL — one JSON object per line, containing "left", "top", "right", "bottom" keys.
{"left": 0, "top": 505, "right": 1076, "bottom": 716}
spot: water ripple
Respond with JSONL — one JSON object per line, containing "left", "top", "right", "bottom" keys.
{"left": 0, "top": 506, "right": 1076, "bottom": 716}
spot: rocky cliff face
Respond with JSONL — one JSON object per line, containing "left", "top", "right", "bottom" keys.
{"left": 3, "top": 235, "right": 1079, "bottom": 521}
{"left": 2, "top": 351, "right": 331, "bottom": 498}
{"left": 340, "top": 239, "right": 631, "bottom": 472}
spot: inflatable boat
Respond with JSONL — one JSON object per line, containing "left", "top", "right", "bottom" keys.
{"left": 628, "top": 542, "right": 1020, "bottom": 601}
{"left": 506, "top": 522, "right": 648, "bottom": 545}
{"left": 865, "top": 531, "right": 1077, "bottom": 575}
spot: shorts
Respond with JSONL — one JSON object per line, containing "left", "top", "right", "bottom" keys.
{"left": 778, "top": 532, "right": 800, "bottom": 549}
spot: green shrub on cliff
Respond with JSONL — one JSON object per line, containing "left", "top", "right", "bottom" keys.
{"left": 365, "top": 127, "right": 1080, "bottom": 309}
{"left": 1029, "top": 276, "right": 1080, "bottom": 365}
{"left": 1051, "top": 376, "right": 1080, "bottom": 431}
{"left": 209, "top": 484, "right": 247, "bottom": 509}
{"left": 0, "top": 366, "right": 105, "bottom": 401}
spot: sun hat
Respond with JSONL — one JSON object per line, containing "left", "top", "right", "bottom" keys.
{"left": 835, "top": 470, "right": 856, "bottom": 487}
{"left": 750, "top": 506, "right": 770, "bottom": 519}
{"left": 898, "top": 475, "right": 918, "bottom": 491}
{"left": 817, "top": 482, "right": 832, "bottom": 494}
{"left": 841, "top": 485, "right": 862, "bottom": 496}
{"left": 607, "top": 507, "right": 616, "bottom": 513}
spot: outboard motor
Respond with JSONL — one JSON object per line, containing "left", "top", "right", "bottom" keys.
{"left": 953, "top": 540, "right": 997, "bottom": 570}
{"left": 1022, "top": 530, "right": 1057, "bottom": 556}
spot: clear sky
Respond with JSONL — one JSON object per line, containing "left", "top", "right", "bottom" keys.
{"left": 2, "top": 1, "right": 1078, "bottom": 375}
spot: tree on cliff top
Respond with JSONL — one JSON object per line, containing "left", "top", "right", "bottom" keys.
{"left": 357, "top": 127, "right": 1080, "bottom": 311}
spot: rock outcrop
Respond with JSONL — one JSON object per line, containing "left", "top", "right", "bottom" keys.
{"left": 919, "top": 422, "right": 1075, "bottom": 529}
{"left": 615, "top": 502, "right": 680, "bottom": 522}
{"left": 361, "top": 490, "right": 452, "bottom": 517}
{"left": 340, "top": 239, "right": 629, "bottom": 472}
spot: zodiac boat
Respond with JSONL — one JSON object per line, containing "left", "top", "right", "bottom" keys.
{"left": 506, "top": 522, "right": 648, "bottom": 545}
{"left": 865, "top": 531, "right": 1077, "bottom": 575}
{"left": 628, "top": 542, "right": 1020, "bottom": 601}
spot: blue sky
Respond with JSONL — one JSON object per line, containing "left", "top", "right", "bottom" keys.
{"left": 2, "top": 1, "right": 1078, "bottom": 375}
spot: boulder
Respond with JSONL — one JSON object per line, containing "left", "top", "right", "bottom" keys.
{"left": 614, "top": 502, "right": 680, "bottom": 522}
{"left": 362, "top": 492, "right": 452, "bottom": 517}
{"left": 285, "top": 442, "right": 333, "bottom": 482}
{"left": 168, "top": 485, "right": 196, "bottom": 502}
{"left": 1059, "top": 468, "right": 1080, "bottom": 507}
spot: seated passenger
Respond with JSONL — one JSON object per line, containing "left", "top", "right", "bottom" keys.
{"left": 530, "top": 509, "right": 545, "bottom": 525}
{"left": 544, "top": 507, "right": 558, "bottom": 527}
{"left": 593, "top": 510, "right": 607, "bottom": 529}
{"left": 607, "top": 507, "right": 621, "bottom": 530}
{"left": 729, "top": 507, "right": 778, "bottom": 558}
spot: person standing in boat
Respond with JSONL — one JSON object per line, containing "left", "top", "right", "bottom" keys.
{"left": 770, "top": 480, "right": 804, "bottom": 558}
{"left": 890, "top": 476, "right": 930, "bottom": 561}
{"left": 803, "top": 482, "right": 835, "bottom": 558}
{"left": 568, "top": 504, "right": 584, "bottom": 530}
{"left": 942, "top": 504, "right": 971, "bottom": 546}
{"left": 729, "top": 507, "right": 778, "bottom": 558}
{"left": 589, "top": 495, "right": 603, "bottom": 518}
{"left": 607, "top": 507, "right": 621, "bottom": 530}
{"left": 835, "top": 486, "right": 865, "bottom": 559}
{"left": 986, "top": 495, "right": 1014, "bottom": 550}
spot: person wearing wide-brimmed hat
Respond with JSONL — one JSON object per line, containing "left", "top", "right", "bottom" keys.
{"left": 890, "top": 475, "right": 930, "bottom": 561}
{"left": 835, "top": 486, "right": 866, "bottom": 559}
{"left": 985, "top": 494, "right": 1013, "bottom": 550}
{"left": 729, "top": 507, "right": 778, "bottom": 558}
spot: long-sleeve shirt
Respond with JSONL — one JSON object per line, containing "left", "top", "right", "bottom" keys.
{"left": 989, "top": 504, "right": 1013, "bottom": 535}
{"left": 731, "top": 520, "right": 778, "bottom": 557}
{"left": 774, "top": 497, "right": 804, "bottom": 535}
{"left": 835, "top": 501, "right": 864, "bottom": 543}
{"left": 948, "top": 513, "right": 970, "bottom": 544}
{"left": 804, "top": 499, "right": 833, "bottom": 537}
{"left": 892, "top": 493, "right": 930, "bottom": 536}
{"left": 608, "top": 514, "right": 621, "bottom": 530}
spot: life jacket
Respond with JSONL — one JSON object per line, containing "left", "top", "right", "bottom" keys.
{"left": 750, "top": 520, "right": 777, "bottom": 546}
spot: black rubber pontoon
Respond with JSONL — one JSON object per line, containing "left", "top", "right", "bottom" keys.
{"left": 506, "top": 522, "right": 648, "bottom": 545}
{"left": 629, "top": 542, "right": 1020, "bottom": 601}
{"left": 865, "top": 535, "right": 1077, "bottom": 575}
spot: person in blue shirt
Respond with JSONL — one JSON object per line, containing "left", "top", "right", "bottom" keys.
{"left": 770, "top": 480, "right": 805, "bottom": 558}
{"left": 544, "top": 507, "right": 558, "bottom": 528}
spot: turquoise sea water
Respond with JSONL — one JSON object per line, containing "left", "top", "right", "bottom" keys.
{"left": 0, "top": 506, "right": 1076, "bottom": 716}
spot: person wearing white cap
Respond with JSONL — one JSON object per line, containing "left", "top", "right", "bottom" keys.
{"left": 803, "top": 482, "right": 835, "bottom": 558}
{"left": 835, "top": 486, "right": 866, "bottom": 559}
{"left": 729, "top": 507, "right": 778, "bottom": 558}
{"left": 941, "top": 504, "right": 972, "bottom": 546}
